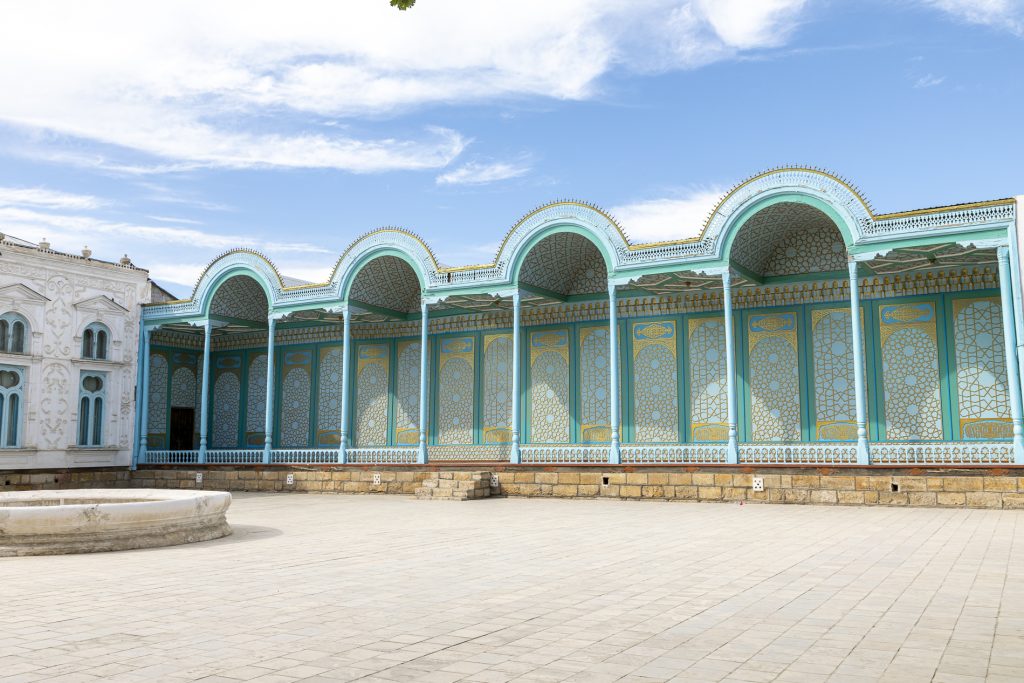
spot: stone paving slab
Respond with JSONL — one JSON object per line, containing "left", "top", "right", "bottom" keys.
{"left": 2, "top": 494, "right": 1023, "bottom": 682}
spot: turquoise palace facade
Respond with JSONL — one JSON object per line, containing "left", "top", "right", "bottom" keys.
{"left": 135, "top": 168, "right": 1024, "bottom": 467}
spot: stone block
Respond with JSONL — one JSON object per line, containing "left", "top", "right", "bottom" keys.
{"left": 731, "top": 473, "right": 752, "bottom": 488}
{"left": 692, "top": 473, "right": 715, "bottom": 486}
{"left": 601, "top": 484, "right": 621, "bottom": 497}
{"left": 984, "top": 477, "right": 1018, "bottom": 492}
{"left": 647, "top": 473, "right": 669, "bottom": 486}
{"left": 908, "top": 492, "right": 937, "bottom": 507}
{"left": 783, "top": 488, "right": 808, "bottom": 504}
{"left": 966, "top": 491, "right": 1003, "bottom": 509}
{"left": 536, "top": 472, "right": 558, "bottom": 485}
{"left": 619, "top": 485, "right": 642, "bottom": 498}
{"left": 698, "top": 486, "right": 722, "bottom": 500}
{"left": 579, "top": 472, "right": 602, "bottom": 485}
{"left": 557, "top": 472, "right": 580, "bottom": 485}
{"left": 809, "top": 489, "right": 837, "bottom": 504}
{"left": 1002, "top": 494, "right": 1024, "bottom": 509}
{"left": 640, "top": 485, "right": 663, "bottom": 498}
{"left": 878, "top": 491, "right": 908, "bottom": 505}
{"left": 668, "top": 473, "right": 692, "bottom": 486}
{"left": 944, "top": 477, "right": 983, "bottom": 492}
{"left": 893, "top": 476, "right": 926, "bottom": 492}
{"left": 552, "top": 484, "right": 577, "bottom": 497}
{"left": 938, "top": 491, "right": 967, "bottom": 506}
{"left": 820, "top": 476, "right": 855, "bottom": 490}
{"left": 792, "top": 475, "right": 819, "bottom": 489}
{"left": 514, "top": 472, "right": 534, "bottom": 483}
{"left": 760, "top": 474, "right": 782, "bottom": 489}
{"left": 723, "top": 487, "right": 747, "bottom": 501}
{"left": 838, "top": 491, "right": 865, "bottom": 505}
{"left": 577, "top": 485, "right": 599, "bottom": 497}
{"left": 625, "top": 473, "right": 648, "bottom": 485}
{"left": 856, "top": 476, "right": 890, "bottom": 491}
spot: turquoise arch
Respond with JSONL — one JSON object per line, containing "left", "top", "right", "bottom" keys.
{"left": 338, "top": 245, "right": 427, "bottom": 304}
{"left": 509, "top": 223, "right": 617, "bottom": 287}
{"left": 200, "top": 266, "right": 277, "bottom": 319}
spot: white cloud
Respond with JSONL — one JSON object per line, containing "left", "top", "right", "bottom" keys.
{"left": 0, "top": 186, "right": 107, "bottom": 210}
{"left": 0, "top": 1, "right": 811, "bottom": 172}
{"left": 611, "top": 188, "right": 725, "bottom": 243}
{"left": 914, "top": 73, "right": 945, "bottom": 88}
{"left": 436, "top": 161, "right": 530, "bottom": 186}
{"left": 926, "top": 0, "right": 1024, "bottom": 34}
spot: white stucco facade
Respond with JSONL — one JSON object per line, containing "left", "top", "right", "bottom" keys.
{"left": 0, "top": 238, "right": 156, "bottom": 470}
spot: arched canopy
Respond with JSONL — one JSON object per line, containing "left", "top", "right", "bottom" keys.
{"left": 514, "top": 231, "right": 609, "bottom": 300}
{"left": 192, "top": 250, "right": 283, "bottom": 318}
{"left": 206, "top": 274, "right": 270, "bottom": 322}
{"left": 345, "top": 253, "right": 424, "bottom": 320}
{"left": 332, "top": 229, "right": 434, "bottom": 302}
{"left": 728, "top": 201, "right": 848, "bottom": 279}
{"left": 495, "top": 202, "right": 627, "bottom": 285}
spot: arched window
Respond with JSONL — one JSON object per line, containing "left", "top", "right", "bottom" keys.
{"left": 0, "top": 365, "right": 24, "bottom": 448}
{"left": 78, "top": 372, "right": 105, "bottom": 446}
{"left": 0, "top": 313, "right": 29, "bottom": 354}
{"left": 82, "top": 322, "right": 111, "bottom": 360}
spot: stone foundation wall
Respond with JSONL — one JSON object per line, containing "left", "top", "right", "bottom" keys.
{"left": 4, "top": 465, "right": 1024, "bottom": 509}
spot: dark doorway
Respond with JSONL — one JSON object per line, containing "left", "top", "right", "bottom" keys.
{"left": 170, "top": 407, "right": 195, "bottom": 450}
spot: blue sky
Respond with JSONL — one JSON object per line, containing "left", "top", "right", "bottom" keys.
{"left": 0, "top": 0, "right": 1022, "bottom": 296}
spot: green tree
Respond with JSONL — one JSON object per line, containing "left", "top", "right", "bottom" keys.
{"left": 390, "top": 0, "right": 416, "bottom": 9}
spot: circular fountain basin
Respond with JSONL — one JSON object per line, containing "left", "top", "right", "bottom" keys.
{"left": 0, "top": 489, "right": 232, "bottom": 556}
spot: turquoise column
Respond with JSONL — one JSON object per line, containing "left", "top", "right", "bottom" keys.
{"left": 848, "top": 259, "right": 870, "bottom": 464}
{"left": 262, "top": 315, "right": 277, "bottom": 464}
{"left": 198, "top": 319, "right": 212, "bottom": 464}
{"left": 338, "top": 305, "right": 352, "bottom": 464}
{"left": 510, "top": 290, "right": 522, "bottom": 463}
{"left": 138, "top": 326, "right": 152, "bottom": 463}
{"left": 608, "top": 282, "right": 621, "bottom": 464}
{"left": 997, "top": 247, "right": 1024, "bottom": 462}
{"left": 722, "top": 270, "right": 739, "bottom": 463}
{"left": 417, "top": 298, "right": 429, "bottom": 464}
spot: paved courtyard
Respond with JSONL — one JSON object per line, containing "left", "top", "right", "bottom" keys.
{"left": 3, "top": 495, "right": 1024, "bottom": 683}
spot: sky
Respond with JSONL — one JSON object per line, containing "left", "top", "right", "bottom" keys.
{"left": 0, "top": 0, "right": 1022, "bottom": 297}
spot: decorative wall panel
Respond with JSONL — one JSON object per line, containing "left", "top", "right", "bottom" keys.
{"left": 632, "top": 320, "right": 678, "bottom": 443}
{"left": 436, "top": 336, "right": 474, "bottom": 445}
{"left": 482, "top": 333, "right": 513, "bottom": 444}
{"left": 953, "top": 298, "right": 1011, "bottom": 439}
{"left": 316, "top": 345, "right": 343, "bottom": 446}
{"left": 747, "top": 312, "right": 801, "bottom": 442}
{"left": 811, "top": 309, "right": 858, "bottom": 441}
{"left": 354, "top": 344, "right": 389, "bottom": 447}
{"left": 879, "top": 302, "right": 943, "bottom": 440}
{"left": 147, "top": 352, "right": 168, "bottom": 448}
{"left": 529, "top": 329, "right": 570, "bottom": 443}
{"left": 393, "top": 340, "right": 421, "bottom": 445}
{"left": 687, "top": 318, "right": 727, "bottom": 442}
{"left": 245, "top": 353, "right": 267, "bottom": 447}
{"left": 578, "top": 326, "right": 610, "bottom": 443}
{"left": 211, "top": 355, "right": 241, "bottom": 448}
{"left": 209, "top": 275, "right": 268, "bottom": 322}
{"left": 279, "top": 350, "right": 312, "bottom": 448}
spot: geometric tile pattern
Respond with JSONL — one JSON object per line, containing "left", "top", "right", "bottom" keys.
{"left": 578, "top": 326, "right": 610, "bottom": 443}
{"left": 245, "top": 353, "right": 267, "bottom": 447}
{"left": 349, "top": 255, "right": 421, "bottom": 313}
{"left": 436, "top": 337, "right": 474, "bottom": 445}
{"left": 529, "top": 329, "right": 571, "bottom": 443}
{"left": 518, "top": 233, "right": 607, "bottom": 296}
{"left": 316, "top": 346, "right": 343, "bottom": 446}
{"left": 355, "top": 344, "right": 389, "bottom": 447}
{"left": 279, "top": 351, "right": 312, "bottom": 448}
{"left": 687, "top": 318, "right": 727, "bottom": 442}
{"left": 209, "top": 275, "right": 268, "bottom": 322}
{"left": 212, "top": 365, "right": 241, "bottom": 449}
{"left": 147, "top": 352, "right": 168, "bottom": 440}
{"left": 812, "top": 309, "right": 858, "bottom": 441}
{"left": 482, "top": 334, "right": 513, "bottom": 444}
{"left": 748, "top": 313, "right": 801, "bottom": 442}
{"left": 953, "top": 298, "right": 1011, "bottom": 439}
{"left": 879, "top": 302, "right": 943, "bottom": 440}
{"left": 393, "top": 341, "right": 421, "bottom": 446}
{"left": 632, "top": 320, "right": 678, "bottom": 443}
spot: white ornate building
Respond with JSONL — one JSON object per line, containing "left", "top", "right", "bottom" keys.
{"left": 0, "top": 236, "right": 164, "bottom": 469}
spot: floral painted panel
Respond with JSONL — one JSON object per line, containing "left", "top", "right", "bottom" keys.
{"left": 279, "top": 350, "right": 312, "bottom": 448}
{"left": 211, "top": 355, "right": 242, "bottom": 448}
{"left": 953, "top": 298, "right": 1011, "bottom": 439}
{"left": 316, "top": 345, "right": 343, "bottom": 446}
{"left": 393, "top": 340, "right": 421, "bottom": 446}
{"left": 748, "top": 312, "right": 801, "bottom": 442}
{"left": 245, "top": 353, "right": 267, "bottom": 447}
{"left": 482, "top": 334, "right": 513, "bottom": 444}
{"left": 578, "top": 326, "right": 610, "bottom": 443}
{"left": 879, "top": 302, "right": 943, "bottom": 440}
{"left": 687, "top": 318, "right": 727, "bottom": 442}
{"left": 632, "top": 320, "right": 677, "bottom": 443}
{"left": 529, "top": 329, "right": 570, "bottom": 443}
{"left": 354, "top": 344, "right": 389, "bottom": 447}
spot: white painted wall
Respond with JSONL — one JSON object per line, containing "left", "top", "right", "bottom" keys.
{"left": 0, "top": 241, "right": 152, "bottom": 469}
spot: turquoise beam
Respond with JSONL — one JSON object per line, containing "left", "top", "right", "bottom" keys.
{"left": 198, "top": 319, "right": 212, "bottom": 463}
{"left": 510, "top": 290, "right": 522, "bottom": 463}
{"left": 138, "top": 326, "right": 152, "bottom": 464}
{"left": 338, "top": 305, "right": 352, "bottom": 464}
{"left": 848, "top": 259, "right": 871, "bottom": 464}
{"left": 997, "top": 247, "right": 1024, "bottom": 462}
{"left": 417, "top": 299, "right": 429, "bottom": 464}
{"left": 608, "top": 282, "right": 621, "bottom": 464}
{"left": 722, "top": 270, "right": 739, "bottom": 463}
{"left": 262, "top": 315, "right": 277, "bottom": 464}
